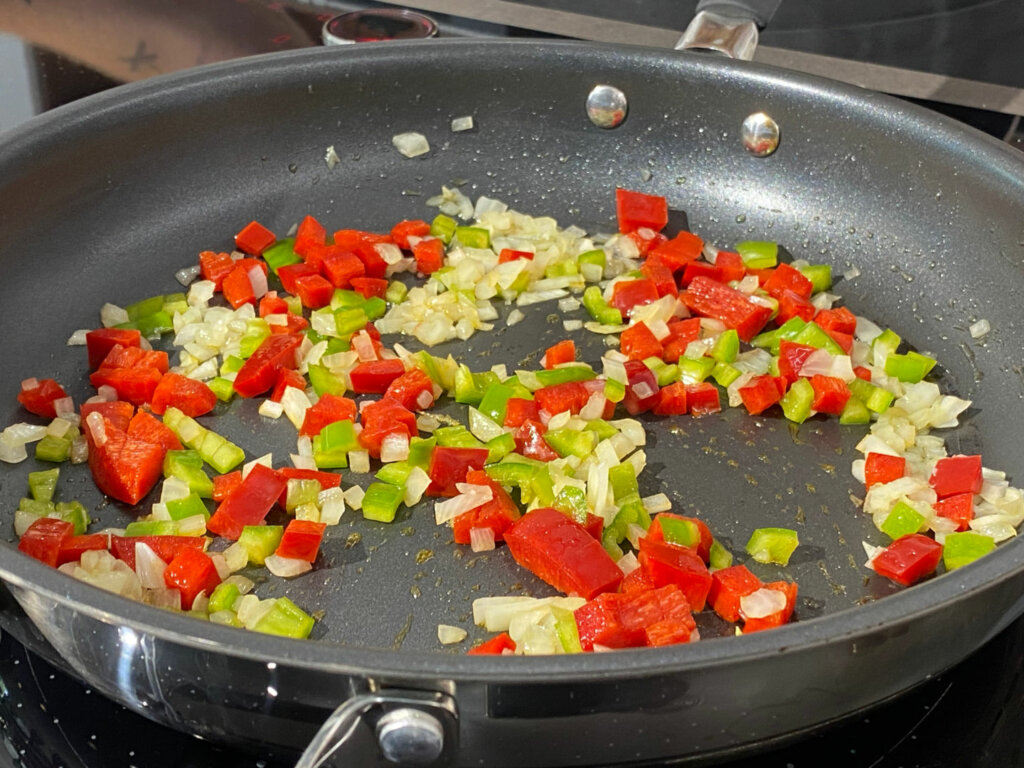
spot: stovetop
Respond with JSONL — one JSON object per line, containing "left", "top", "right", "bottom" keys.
{"left": 1, "top": 2, "right": 1023, "bottom": 766}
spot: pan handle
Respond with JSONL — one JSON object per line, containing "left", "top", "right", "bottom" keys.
{"left": 676, "top": 0, "right": 782, "bottom": 60}
{"left": 295, "top": 688, "right": 458, "bottom": 767}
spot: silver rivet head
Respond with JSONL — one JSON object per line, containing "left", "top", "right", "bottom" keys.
{"left": 741, "top": 112, "right": 780, "bottom": 156}
{"left": 376, "top": 707, "right": 445, "bottom": 765}
{"left": 586, "top": 84, "right": 628, "bottom": 129}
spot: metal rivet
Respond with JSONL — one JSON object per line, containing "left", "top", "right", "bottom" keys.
{"left": 376, "top": 707, "right": 445, "bottom": 765}
{"left": 586, "top": 84, "right": 628, "bottom": 129}
{"left": 741, "top": 112, "right": 780, "bottom": 157}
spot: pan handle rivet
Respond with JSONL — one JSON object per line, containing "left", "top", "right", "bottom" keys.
{"left": 741, "top": 112, "right": 780, "bottom": 156}
{"left": 586, "top": 84, "right": 628, "bottom": 129}
{"left": 376, "top": 707, "right": 445, "bottom": 765}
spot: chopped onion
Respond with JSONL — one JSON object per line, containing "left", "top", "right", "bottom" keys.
{"left": 247, "top": 265, "right": 268, "bottom": 298}
{"left": 66, "top": 329, "right": 89, "bottom": 345}
{"left": 469, "top": 526, "right": 496, "bottom": 552}
{"left": 381, "top": 432, "right": 411, "bottom": 463}
{"left": 393, "top": 131, "right": 430, "bottom": 158}
{"left": 224, "top": 542, "right": 249, "bottom": 572}
{"left": 348, "top": 450, "right": 370, "bottom": 474}
{"left": 324, "top": 145, "right": 340, "bottom": 168}
{"left": 264, "top": 554, "right": 313, "bottom": 578}
{"left": 451, "top": 115, "right": 474, "bottom": 132}
{"left": 739, "top": 587, "right": 787, "bottom": 619}
{"left": 969, "top": 318, "right": 990, "bottom": 339}
{"left": 281, "top": 385, "right": 312, "bottom": 429}
{"left": 616, "top": 551, "right": 640, "bottom": 575}
{"left": 642, "top": 493, "right": 672, "bottom": 514}
{"left": 434, "top": 485, "right": 492, "bottom": 525}
{"left": 100, "top": 303, "right": 129, "bottom": 327}
{"left": 258, "top": 399, "right": 284, "bottom": 419}
{"left": 438, "top": 624, "right": 468, "bottom": 644}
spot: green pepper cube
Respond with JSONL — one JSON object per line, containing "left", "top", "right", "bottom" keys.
{"left": 239, "top": 319, "right": 271, "bottom": 358}
{"left": 125, "top": 294, "right": 165, "bottom": 321}
{"left": 709, "top": 539, "right": 734, "bottom": 571}
{"left": 407, "top": 437, "right": 436, "bottom": 469}
{"left": 884, "top": 351, "right": 936, "bottom": 383}
{"left": 659, "top": 516, "right": 702, "bottom": 548}
{"left": 54, "top": 501, "right": 90, "bottom": 536}
{"left": 550, "top": 605, "right": 584, "bottom": 654}
{"left": 308, "top": 364, "right": 347, "bottom": 397}
{"left": 839, "top": 395, "right": 871, "bottom": 425}
{"left": 577, "top": 249, "right": 607, "bottom": 270}
{"left": 792, "top": 322, "right": 844, "bottom": 355}
{"left": 780, "top": 378, "right": 815, "bottom": 424}
{"left": 35, "top": 434, "right": 71, "bottom": 463}
{"left": 221, "top": 355, "right": 245, "bottom": 375}
{"left": 534, "top": 365, "right": 595, "bottom": 388}
{"left": 163, "top": 449, "right": 214, "bottom": 498}
{"left": 238, "top": 525, "right": 284, "bottom": 566}
{"left": 385, "top": 280, "right": 408, "bottom": 304}
{"left": 848, "top": 378, "right": 894, "bottom": 414}
{"left": 454, "top": 226, "right": 490, "bottom": 249}
{"left": 208, "top": 582, "right": 241, "bottom": 614}
{"left": 609, "top": 462, "right": 640, "bottom": 504}
{"left": 601, "top": 528, "right": 624, "bottom": 562}
{"left": 375, "top": 461, "right": 414, "bottom": 488}
{"left": 746, "top": 527, "right": 800, "bottom": 565}
{"left": 710, "top": 329, "right": 740, "bottom": 364}
{"left": 735, "top": 241, "right": 778, "bottom": 269}
{"left": 585, "top": 419, "right": 619, "bottom": 441}
{"left": 124, "top": 520, "right": 178, "bottom": 537}
{"left": 334, "top": 307, "right": 370, "bottom": 337}
{"left": 485, "top": 432, "right": 517, "bottom": 464}
{"left": 582, "top": 285, "right": 622, "bottom": 325}
{"left": 603, "top": 378, "right": 626, "bottom": 403}
{"left": 435, "top": 425, "right": 484, "bottom": 448}
{"left": 19, "top": 498, "right": 54, "bottom": 517}
{"left": 711, "top": 361, "right": 742, "bottom": 388}
{"left": 942, "top": 531, "right": 996, "bottom": 570}
{"left": 261, "top": 238, "right": 302, "bottom": 275}
{"left": 252, "top": 597, "right": 315, "bottom": 639}
{"left": 880, "top": 500, "right": 925, "bottom": 540}
{"left": 478, "top": 383, "right": 516, "bottom": 425}
{"left": 286, "top": 479, "right": 323, "bottom": 512}
{"left": 530, "top": 465, "right": 556, "bottom": 507}
{"left": 543, "top": 428, "right": 597, "bottom": 459}
{"left": 679, "top": 356, "right": 716, "bottom": 384}
{"left": 553, "top": 486, "right": 589, "bottom": 525}
{"left": 28, "top": 468, "right": 60, "bottom": 503}
{"left": 362, "top": 482, "right": 404, "bottom": 523}
{"left": 430, "top": 214, "right": 457, "bottom": 244}
{"left": 165, "top": 493, "right": 210, "bottom": 522}
{"left": 207, "top": 377, "right": 236, "bottom": 403}
{"left": 798, "top": 263, "right": 832, "bottom": 294}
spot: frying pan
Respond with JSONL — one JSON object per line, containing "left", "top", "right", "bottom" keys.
{"left": 1, "top": 30, "right": 1024, "bottom": 768}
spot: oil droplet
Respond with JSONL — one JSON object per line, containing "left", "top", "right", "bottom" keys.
{"left": 415, "top": 548, "right": 434, "bottom": 564}
{"left": 345, "top": 532, "right": 361, "bottom": 549}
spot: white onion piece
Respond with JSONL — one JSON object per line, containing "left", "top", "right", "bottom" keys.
{"left": 739, "top": 587, "right": 788, "bottom": 620}
{"left": 381, "top": 432, "right": 411, "bottom": 463}
{"left": 224, "top": 542, "right": 249, "bottom": 571}
{"left": 434, "top": 485, "right": 493, "bottom": 525}
{"left": 451, "top": 115, "right": 474, "bottom": 132}
{"left": 468, "top": 407, "right": 505, "bottom": 443}
{"left": 247, "top": 265, "right": 268, "bottom": 299}
{"left": 281, "top": 386, "right": 312, "bottom": 429}
{"left": 318, "top": 487, "right": 347, "bottom": 525}
{"left": 469, "top": 527, "right": 496, "bottom": 552}
{"left": 258, "top": 399, "right": 284, "bottom": 419}
{"left": 176, "top": 264, "right": 201, "bottom": 286}
{"left": 264, "top": 555, "right": 313, "bottom": 578}
{"left": 438, "top": 624, "right": 469, "bottom": 645}
{"left": 643, "top": 493, "right": 672, "bottom": 514}
{"left": 209, "top": 552, "right": 232, "bottom": 581}
{"left": 66, "top": 329, "right": 89, "bottom": 345}
{"left": 348, "top": 450, "right": 371, "bottom": 474}
{"left": 100, "top": 303, "right": 129, "bottom": 327}
{"left": 393, "top": 131, "right": 430, "bottom": 158}
{"left": 616, "top": 551, "right": 640, "bottom": 575}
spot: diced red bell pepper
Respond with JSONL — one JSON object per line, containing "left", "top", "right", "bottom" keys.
{"left": 497, "top": 248, "right": 533, "bottom": 263}
{"left": 574, "top": 584, "right": 695, "bottom": 650}
{"left": 85, "top": 415, "right": 166, "bottom": 504}
{"left": 864, "top": 452, "right": 906, "bottom": 488}
{"left": 294, "top": 273, "right": 335, "bottom": 309}
{"left": 79, "top": 400, "right": 134, "bottom": 437}
{"left": 542, "top": 340, "right": 576, "bottom": 370}
{"left": 206, "top": 463, "right": 287, "bottom": 540}
{"left": 221, "top": 263, "right": 257, "bottom": 308}
{"left": 685, "top": 382, "right": 721, "bottom": 417}
{"left": 680, "top": 260, "right": 724, "bottom": 287}
{"left": 452, "top": 470, "right": 522, "bottom": 544}
{"left": 149, "top": 373, "right": 217, "bottom": 417}
{"left": 871, "top": 533, "right": 943, "bottom": 587}
{"left": 661, "top": 318, "right": 702, "bottom": 363}
{"left": 682, "top": 276, "right": 773, "bottom": 342}
{"left": 18, "top": 517, "right": 74, "bottom": 567}
{"left": 199, "top": 250, "right": 235, "bottom": 289}
{"left": 353, "top": 242, "right": 388, "bottom": 279}
{"left": 212, "top": 470, "right": 243, "bottom": 502}
{"left": 583, "top": 512, "right": 604, "bottom": 541}
{"left": 126, "top": 411, "right": 183, "bottom": 452}
{"left": 741, "top": 580, "right": 799, "bottom": 633}
{"left": 505, "top": 507, "right": 623, "bottom": 600}
{"left": 384, "top": 368, "right": 436, "bottom": 411}
{"left": 111, "top": 535, "right": 206, "bottom": 570}
{"left": 775, "top": 290, "right": 816, "bottom": 325}
{"left": 615, "top": 188, "right": 668, "bottom": 233}
{"left": 639, "top": 257, "right": 678, "bottom": 297}
{"left": 714, "top": 251, "right": 747, "bottom": 283}
{"left": 573, "top": 592, "right": 646, "bottom": 650}
{"left": 934, "top": 492, "right": 974, "bottom": 532}
{"left": 777, "top": 340, "right": 818, "bottom": 384}
{"left": 763, "top": 262, "right": 814, "bottom": 300}
{"left": 648, "top": 231, "right": 703, "bottom": 272}
{"left": 645, "top": 513, "right": 713, "bottom": 562}
{"left": 412, "top": 238, "right": 445, "bottom": 275}
{"left": 234, "top": 220, "right": 276, "bottom": 256}
{"left": 427, "top": 446, "right": 490, "bottom": 497}
{"left": 814, "top": 306, "right": 857, "bottom": 335}
{"left": 270, "top": 314, "right": 311, "bottom": 335}
{"left": 278, "top": 262, "right": 320, "bottom": 294}
{"left": 358, "top": 397, "right": 418, "bottom": 458}
{"left": 513, "top": 419, "right": 560, "bottom": 462}
{"left": 652, "top": 381, "right": 688, "bottom": 415}
{"left": 333, "top": 229, "right": 392, "bottom": 251}
{"left": 349, "top": 359, "right": 407, "bottom": 395}
{"left": 637, "top": 537, "right": 713, "bottom": 611}
{"left": 17, "top": 378, "right": 68, "bottom": 419}
{"left": 275, "top": 519, "right": 327, "bottom": 562}
{"left": 350, "top": 277, "right": 389, "bottom": 300}
{"left": 97, "top": 344, "right": 169, "bottom": 373}
{"left": 533, "top": 381, "right": 590, "bottom": 416}
{"left": 707, "top": 564, "right": 763, "bottom": 622}
{"left": 320, "top": 248, "right": 366, "bottom": 288}
{"left": 626, "top": 228, "right": 669, "bottom": 257}
{"left": 57, "top": 533, "right": 111, "bottom": 566}
{"left": 293, "top": 215, "right": 327, "bottom": 257}
{"left": 233, "top": 333, "right": 303, "bottom": 398}
{"left": 929, "top": 455, "right": 983, "bottom": 499}
{"left": 809, "top": 374, "right": 851, "bottom": 415}
{"left": 620, "top": 322, "right": 664, "bottom": 362}
{"left": 620, "top": 566, "right": 656, "bottom": 594}
{"left": 467, "top": 632, "right": 516, "bottom": 655}
{"left": 259, "top": 292, "right": 289, "bottom": 317}
{"left": 609, "top": 278, "right": 660, "bottom": 316}
{"left": 164, "top": 547, "right": 222, "bottom": 609}
{"left": 738, "top": 374, "right": 783, "bottom": 416}
{"left": 503, "top": 398, "right": 540, "bottom": 428}
{"left": 85, "top": 328, "right": 141, "bottom": 370}
{"left": 299, "top": 393, "right": 358, "bottom": 438}
{"left": 270, "top": 367, "right": 308, "bottom": 403}
{"left": 390, "top": 219, "right": 431, "bottom": 250}
{"left": 853, "top": 365, "right": 873, "bottom": 381}
{"left": 825, "top": 329, "right": 854, "bottom": 355}
{"left": 622, "top": 359, "right": 660, "bottom": 415}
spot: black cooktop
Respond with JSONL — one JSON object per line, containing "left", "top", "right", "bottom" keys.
{"left": 1, "top": 2, "right": 1023, "bottom": 766}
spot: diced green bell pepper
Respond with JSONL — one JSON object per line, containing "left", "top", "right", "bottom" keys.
{"left": 942, "top": 531, "right": 996, "bottom": 570}
{"left": 553, "top": 486, "right": 589, "bottom": 525}
{"left": 430, "top": 214, "right": 457, "bottom": 244}
{"left": 375, "top": 461, "right": 414, "bottom": 487}
{"left": 312, "top": 419, "right": 360, "bottom": 469}
{"left": 252, "top": 597, "right": 315, "bottom": 639}
{"left": 28, "top": 468, "right": 60, "bottom": 503}
{"left": 207, "top": 377, "right": 236, "bottom": 403}
{"left": 735, "top": 241, "right": 778, "bottom": 269}
{"left": 307, "top": 363, "right": 347, "bottom": 397}
{"left": 582, "top": 286, "right": 622, "bottom": 325}
{"left": 362, "top": 482, "right": 404, "bottom": 523}
{"left": 792, "top": 322, "right": 844, "bottom": 355}
{"left": 286, "top": 479, "right": 323, "bottom": 512}
{"left": 485, "top": 432, "right": 517, "bottom": 463}
{"left": 839, "top": 395, "right": 872, "bottom": 425}
{"left": 407, "top": 437, "right": 436, "bottom": 469}
{"left": 35, "top": 434, "right": 71, "bottom": 463}
{"left": 550, "top": 605, "right": 583, "bottom": 654}
{"left": 478, "top": 383, "right": 516, "bottom": 424}
{"left": 679, "top": 356, "right": 716, "bottom": 384}
{"left": 710, "top": 329, "right": 740, "bottom": 363}
{"left": 534, "top": 365, "right": 595, "bottom": 388}
{"left": 207, "top": 582, "right": 241, "bottom": 614}
{"left": 261, "top": 238, "right": 302, "bottom": 275}
{"left": 884, "top": 351, "right": 936, "bottom": 383}
{"left": 163, "top": 449, "right": 214, "bottom": 498}
{"left": 798, "top": 264, "right": 832, "bottom": 294}
{"left": 880, "top": 500, "right": 925, "bottom": 540}
{"left": 711, "top": 361, "right": 742, "bottom": 388}
{"left": 847, "top": 378, "right": 894, "bottom": 414}
{"left": 166, "top": 493, "right": 210, "bottom": 522}
{"left": 746, "top": 527, "right": 800, "bottom": 565}
{"left": 780, "top": 378, "right": 815, "bottom": 423}
{"left": 455, "top": 226, "right": 490, "bottom": 249}
{"left": 544, "top": 429, "right": 597, "bottom": 459}
{"left": 238, "top": 524, "right": 284, "bottom": 565}
{"left": 709, "top": 539, "right": 734, "bottom": 571}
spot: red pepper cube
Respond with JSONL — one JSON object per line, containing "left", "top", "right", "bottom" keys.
{"left": 358, "top": 397, "right": 418, "bottom": 458}
{"left": 85, "top": 328, "right": 142, "bottom": 370}
{"left": 648, "top": 231, "right": 703, "bottom": 272}
{"left": 467, "top": 632, "right": 516, "bottom": 655}
{"left": 620, "top": 322, "right": 664, "bottom": 362}
{"left": 762, "top": 262, "right": 814, "bottom": 301}
{"left": 452, "top": 470, "right": 521, "bottom": 545}
{"left": 505, "top": 508, "right": 624, "bottom": 600}
{"left": 17, "top": 378, "right": 68, "bottom": 419}
{"left": 542, "top": 339, "right": 576, "bottom": 370}
{"left": 929, "top": 455, "right": 983, "bottom": 499}
{"left": 199, "top": 250, "right": 235, "bottom": 289}
{"left": 299, "top": 393, "right": 358, "bottom": 438}
{"left": 221, "top": 263, "right": 257, "bottom": 308}
{"left": 390, "top": 219, "right": 432, "bottom": 250}
{"left": 825, "top": 329, "right": 854, "bottom": 355}
{"left": 349, "top": 359, "right": 407, "bottom": 395}
{"left": 609, "top": 278, "right": 660, "bottom": 316}
{"left": 645, "top": 513, "right": 713, "bottom": 562}
{"left": 853, "top": 365, "right": 873, "bottom": 381}
{"left": 207, "top": 463, "right": 286, "bottom": 540}
{"left": 79, "top": 400, "right": 134, "bottom": 437}
{"left": 738, "top": 374, "right": 783, "bottom": 416}
{"left": 111, "top": 535, "right": 206, "bottom": 570}
{"left": 661, "top": 318, "right": 702, "bottom": 363}
{"left": 864, "top": 452, "right": 906, "bottom": 488}
{"left": 126, "top": 411, "right": 183, "bottom": 452}
{"left": 259, "top": 291, "right": 289, "bottom": 317}
{"left": 86, "top": 420, "right": 166, "bottom": 504}
{"left": 682, "top": 276, "right": 773, "bottom": 342}
{"left": 275, "top": 519, "right": 327, "bottom": 562}
{"left": 871, "top": 533, "right": 943, "bottom": 587}
{"left": 293, "top": 215, "right": 327, "bottom": 257}
{"left": 814, "top": 306, "right": 857, "bottom": 335}
{"left": 714, "top": 251, "right": 747, "bottom": 282}
{"left": 350, "top": 276, "right": 389, "bottom": 300}
{"left": 775, "top": 290, "right": 816, "bottom": 325}
{"left": 427, "top": 446, "right": 490, "bottom": 497}
{"left": 497, "top": 248, "right": 533, "bottom": 263}
{"left": 574, "top": 593, "right": 646, "bottom": 650}
{"left": 384, "top": 368, "right": 436, "bottom": 411}
{"left": 742, "top": 580, "right": 799, "bottom": 633}
{"left": 639, "top": 258, "right": 678, "bottom": 298}
{"left": 707, "top": 564, "right": 764, "bottom": 623}
{"left": 18, "top": 517, "right": 75, "bottom": 567}
{"left": 212, "top": 470, "right": 243, "bottom": 502}
{"left": 149, "top": 373, "right": 217, "bottom": 417}
{"left": 503, "top": 398, "right": 540, "bottom": 428}
{"left": 234, "top": 220, "right": 277, "bottom": 256}
{"left": 320, "top": 248, "right": 366, "bottom": 288}
{"left": 294, "top": 273, "right": 335, "bottom": 309}
{"left": 270, "top": 367, "right": 308, "bottom": 403}
{"left": 278, "top": 262, "right": 320, "bottom": 294}
{"left": 97, "top": 344, "right": 169, "bottom": 373}
{"left": 684, "top": 382, "right": 721, "bottom": 417}
{"left": 934, "top": 492, "right": 975, "bottom": 532}
{"left": 625, "top": 228, "right": 669, "bottom": 257}
{"left": 809, "top": 374, "right": 851, "bottom": 415}
{"left": 354, "top": 242, "right": 389, "bottom": 279}
{"left": 777, "top": 340, "right": 818, "bottom": 384}
{"left": 615, "top": 188, "right": 668, "bottom": 233}
{"left": 622, "top": 359, "right": 660, "bottom": 415}
{"left": 652, "top": 381, "right": 688, "bottom": 415}
{"left": 533, "top": 381, "right": 590, "bottom": 417}
{"left": 513, "top": 419, "right": 560, "bottom": 462}
{"left": 233, "top": 333, "right": 303, "bottom": 398}
{"left": 412, "top": 238, "right": 445, "bottom": 274}
{"left": 680, "top": 260, "right": 724, "bottom": 287}
{"left": 637, "top": 537, "right": 713, "bottom": 611}
{"left": 164, "top": 547, "right": 222, "bottom": 609}
{"left": 57, "top": 533, "right": 111, "bottom": 566}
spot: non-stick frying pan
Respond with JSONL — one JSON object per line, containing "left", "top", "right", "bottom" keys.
{"left": 1, "top": 35, "right": 1024, "bottom": 767}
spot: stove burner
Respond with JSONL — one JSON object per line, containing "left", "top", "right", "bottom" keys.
{"left": 322, "top": 9, "right": 438, "bottom": 45}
